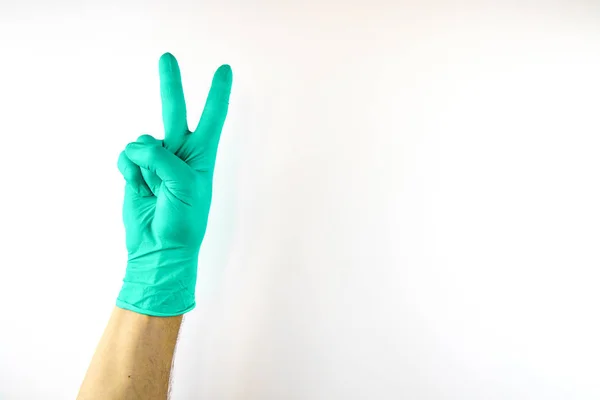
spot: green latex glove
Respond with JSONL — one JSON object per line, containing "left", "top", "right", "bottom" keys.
{"left": 115, "top": 53, "right": 232, "bottom": 316}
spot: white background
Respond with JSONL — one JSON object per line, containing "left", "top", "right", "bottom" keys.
{"left": 1, "top": 1, "right": 600, "bottom": 399}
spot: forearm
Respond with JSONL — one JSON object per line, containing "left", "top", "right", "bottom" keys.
{"left": 77, "top": 307, "right": 182, "bottom": 400}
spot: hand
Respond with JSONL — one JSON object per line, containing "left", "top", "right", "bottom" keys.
{"left": 115, "top": 53, "right": 233, "bottom": 316}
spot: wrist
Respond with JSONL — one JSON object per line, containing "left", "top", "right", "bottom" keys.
{"left": 117, "top": 250, "right": 199, "bottom": 316}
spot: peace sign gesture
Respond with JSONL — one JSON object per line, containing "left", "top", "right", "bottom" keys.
{"left": 159, "top": 52, "right": 232, "bottom": 170}
{"left": 116, "top": 53, "right": 233, "bottom": 317}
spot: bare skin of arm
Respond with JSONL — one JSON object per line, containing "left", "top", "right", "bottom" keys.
{"left": 77, "top": 307, "right": 182, "bottom": 400}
